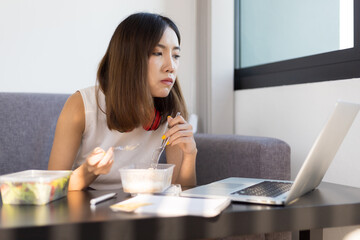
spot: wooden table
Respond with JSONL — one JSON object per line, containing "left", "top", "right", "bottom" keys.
{"left": 1, "top": 182, "right": 360, "bottom": 240}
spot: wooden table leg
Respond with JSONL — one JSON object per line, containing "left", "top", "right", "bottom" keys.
{"left": 299, "top": 229, "right": 323, "bottom": 240}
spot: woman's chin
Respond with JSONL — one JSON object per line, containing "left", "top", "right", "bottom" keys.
{"left": 155, "top": 94, "right": 170, "bottom": 98}
{"left": 153, "top": 89, "right": 171, "bottom": 98}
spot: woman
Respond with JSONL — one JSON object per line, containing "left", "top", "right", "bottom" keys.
{"left": 48, "top": 12, "right": 197, "bottom": 190}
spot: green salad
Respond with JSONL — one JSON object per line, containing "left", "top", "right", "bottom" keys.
{"left": 0, "top": 175, "right": 70, "bottom": 205}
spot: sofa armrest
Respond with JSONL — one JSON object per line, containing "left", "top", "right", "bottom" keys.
{"left": 194, "top": 133, "right": 291, "bottom": 185}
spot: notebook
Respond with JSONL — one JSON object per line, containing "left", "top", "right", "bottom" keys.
{"left": 110, "top": 194, "right": 231, "bottom": 217}
{"left": 181, "top": 100, "right": 360, "bottom": 205}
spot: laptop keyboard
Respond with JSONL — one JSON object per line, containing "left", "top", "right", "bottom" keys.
{"left": 231, "top": 181, "right": 292, "bottom": 197}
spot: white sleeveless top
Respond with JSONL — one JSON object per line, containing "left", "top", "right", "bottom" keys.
{"left": 73, "top": 86, "right": 167, "bottom": 190}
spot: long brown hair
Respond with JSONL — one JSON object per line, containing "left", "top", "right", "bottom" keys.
{"left": 96, "top": 12, "right": 188, "bottom": 132}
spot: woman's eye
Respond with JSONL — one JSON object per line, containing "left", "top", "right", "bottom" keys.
{"left": 152, "top": 52, "right": 162, "bottom": 56}
{"left": 173, "top": 54, "right": 181, "bottom": 59}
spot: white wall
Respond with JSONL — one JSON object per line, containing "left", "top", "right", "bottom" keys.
{"left": 0, "top": 0, "right": 197, "bottom": 114}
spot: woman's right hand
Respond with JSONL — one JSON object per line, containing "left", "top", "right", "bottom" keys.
{"left": 84, "top": 147, "right": 114, "bottom": 176}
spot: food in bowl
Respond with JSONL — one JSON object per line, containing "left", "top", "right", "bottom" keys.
{"left": 119, "top": 163, "right": 174, "bottom": 194}
{"left": 0, "top": 170, "right": 72, "bottom": 205}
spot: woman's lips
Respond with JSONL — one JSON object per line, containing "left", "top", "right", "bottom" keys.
{"left": 161, "top": 78, "right": 174, "bottom": 86}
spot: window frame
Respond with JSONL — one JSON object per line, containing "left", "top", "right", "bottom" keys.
{"left": 234, "top": 0, "right": 360, "bottom": 90}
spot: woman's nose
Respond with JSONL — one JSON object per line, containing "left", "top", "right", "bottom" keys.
{"left": 163, "top": 55, "right": 175, "bottom": 73}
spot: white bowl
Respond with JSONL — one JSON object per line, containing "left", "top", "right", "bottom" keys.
{"left": 119, "top": 163, "right": 174, "bottom": 194}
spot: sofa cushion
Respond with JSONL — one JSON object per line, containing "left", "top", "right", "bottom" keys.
{"left": 194, "top": 133, "right": 291, "bottom": 185}
{"left": 0, "top": 92, "right": 69, "bottom": 175}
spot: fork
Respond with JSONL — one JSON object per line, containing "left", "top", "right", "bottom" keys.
{"left": 150, "top": 140, "right": 168, "bottom": 168}
{"left": 114, "top": 144, "right": 140, "bottom": 151}
{"left": 151, "top": 112, "right": 181, "bottom": 168}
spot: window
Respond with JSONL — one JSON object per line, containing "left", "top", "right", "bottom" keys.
{"left": 234, "top": 0, "right": 360, "bottom": 90}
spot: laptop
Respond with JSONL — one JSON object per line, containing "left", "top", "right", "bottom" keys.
{"left": 181, "top": 100, "right": 360, "bottom": 205}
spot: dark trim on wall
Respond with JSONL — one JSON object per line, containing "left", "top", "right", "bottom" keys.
{"left": 234, "top": 0, "right": 360, "bottom": 90}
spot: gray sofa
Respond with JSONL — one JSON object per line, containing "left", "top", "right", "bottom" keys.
{"left": 0, "top": 92, "right": 291, "bottom": 240}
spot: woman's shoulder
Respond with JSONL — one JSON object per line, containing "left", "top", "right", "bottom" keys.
{"left": 64, "top": 91, "right": 84, "bottom": 113}
{"left": 56, "top": 91, "right": 85, "bottom": 133}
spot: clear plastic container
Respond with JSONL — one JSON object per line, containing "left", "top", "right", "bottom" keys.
{"left": 0, "top": 170, "right": 72, "bottom": 205}
{"left": 119, "top": 163, "right": 175, "bottom": 194}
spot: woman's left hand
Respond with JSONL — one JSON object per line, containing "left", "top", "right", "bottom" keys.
{"left": 164, "top": 114, "right": 197, "bottom": 155}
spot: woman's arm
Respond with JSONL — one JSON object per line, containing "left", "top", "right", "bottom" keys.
{"left": 164, "top": 115, "right": 197, "bottom": 188}
{"left": 48, "top": 92, "right": 113, "bottom": 190}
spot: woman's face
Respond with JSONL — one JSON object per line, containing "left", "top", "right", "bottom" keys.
{"left": 147, "top": 27, "right": 180, "bottom": 98}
